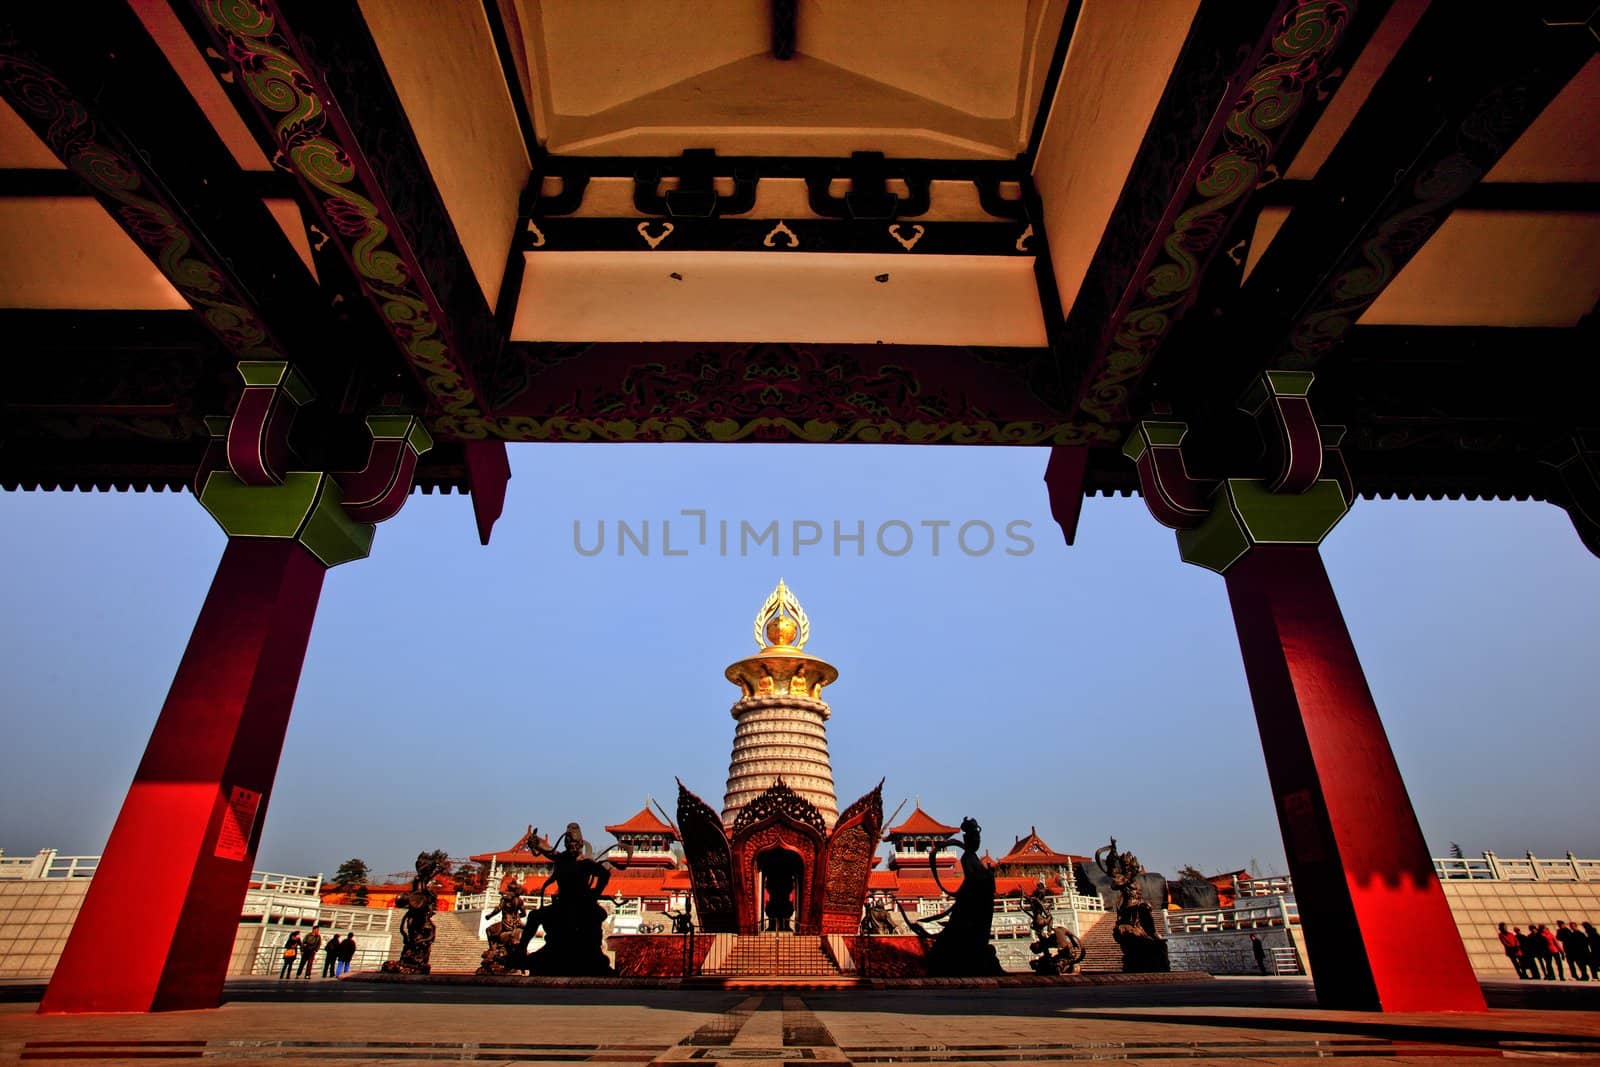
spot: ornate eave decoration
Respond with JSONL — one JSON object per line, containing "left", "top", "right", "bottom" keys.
{"left": 731, "top": 779, "right": 827, "bottom": 838}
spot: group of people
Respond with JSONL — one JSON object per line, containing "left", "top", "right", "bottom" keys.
{"left": 277, "top": 929, "right": 360, "bottom": 979}
{"left": 1497, "top": 920, "right": 1598, "bottom": 980}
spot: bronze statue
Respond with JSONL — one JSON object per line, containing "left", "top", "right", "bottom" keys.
{"left": 912, "top": 817, "right": 1003, "bottom": 976}
{"left": 861, "top": 895, "right": 897, "bottom": 935}
{"left": 1023, "top": 880, "right": 1084, "bottom": 975}
{"left": 1094, "top": 836, "right": 1169, "bottom": 973}
{"left": 477, "top": 876, "right": 527, "bottom": 975}
{"left": 381, "top": 852, "right": 443, "bottom": 974}
{"left": 516, "top": 823, "right": 631, "bottom": 976}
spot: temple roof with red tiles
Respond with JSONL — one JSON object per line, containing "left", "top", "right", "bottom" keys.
{"left": 604, "top": 804, "right": 679, "bottom": 840}
{"left": 469, "top": 827, "right": 553, "bottom": 866}
{"left": 997, "top": 827, "right": 1083, "bottom": 867}
{"left": 884, "top": 805, "right": 960, "bottom": 839}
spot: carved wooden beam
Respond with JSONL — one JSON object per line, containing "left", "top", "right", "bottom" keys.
{"left": 179, "top": 0, "right": 498, "bottom": 433}
{"left": 1057, "top": 0, "right": 1390, "bottom": 442}
{"left": 1239, "top": 3, "right": 1598, "bottom": 376}
{"left": 476, "top": 342, "right": 1065, "bottom": 445}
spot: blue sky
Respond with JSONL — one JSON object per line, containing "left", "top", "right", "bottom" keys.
{"left": 2, "top": 443, "right": 1597, "bottom": 883}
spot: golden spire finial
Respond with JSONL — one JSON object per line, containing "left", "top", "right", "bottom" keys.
{"left": 754, "top": 578, "right": 809, "bottom": 650}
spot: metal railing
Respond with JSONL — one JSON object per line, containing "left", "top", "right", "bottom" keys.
{"left": 251, "top": 871, "right": 322, "bottom": 896}
{"left": 1165, "top": 895, "right": 1298, "bottom": 935}
{"left": 0, "top": 850, "right": 100, "bottom": 880}
{"left": 1433, "top": 851, "right": 1600, "bottom": 882}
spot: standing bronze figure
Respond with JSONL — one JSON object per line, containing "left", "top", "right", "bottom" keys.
{"left": 1094, "top": 836, "right": 1169, "bottom": 973}
{"left": 913, "top": 817, "right": 1004, "bottom": 976}
{"left": 382, "top": 852, "right": 443, "bottom": 974}
{"left": 477, "top": 877, "right": 527, "bottom": 975}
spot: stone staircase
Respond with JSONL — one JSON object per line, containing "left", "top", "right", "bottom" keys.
{"left": 702, "top": 933, "right": 842, "bottom": 977}
{"left": 421, "top": 911, "right": 486, "bottom": 973}
{"left": 1075, "top": 912, "right": 1123, "bottom": 973}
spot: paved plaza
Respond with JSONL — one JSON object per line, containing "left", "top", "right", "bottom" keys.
{"left": 3, "top": 978, "right": 1598, "bottom": 1065}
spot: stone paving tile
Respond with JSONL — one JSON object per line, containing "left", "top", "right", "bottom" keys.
{"left": 0, "top": 978, "right": 1597, "bottom": 1066}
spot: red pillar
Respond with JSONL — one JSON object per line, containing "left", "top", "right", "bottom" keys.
{"left": 41, "top": 539, "right": 326, "bottom": 1013}
{"left": 1225, "top": 545, "right": 1484, "bottom": 1012}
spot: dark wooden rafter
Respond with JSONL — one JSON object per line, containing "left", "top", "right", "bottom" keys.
{"left": 0, "top": 6, "right": 330, "bottom": 386}
{"left": 0, "top": 169, "right": 299, "bottom": 199}
{"left": 1233, "top": 3, "right": 1599, "bottom": 379}
{"left": 174, "top": 0, "right": 499, "bottom": 436}
{"left": 0, "top": 310, "right": 473, "bottom": 494}
{"left": 1254, "top": 178, "right": 1600, "bottom": 212}
{"left": 1080, "top": 323, "right": 1592, "bottom": 503}
{"left": 1023, "top": 0, "right": 1086, "bottom": 165}
{"left": 771, "top": 0, "right": 797, "bottom": 60}
{"left": 1055, "top": 0, "right": 1393, "bottom": 442}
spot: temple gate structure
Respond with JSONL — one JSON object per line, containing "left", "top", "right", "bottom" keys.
{"left": 3, "top": 0, "right": 1598, "bottom": 1014}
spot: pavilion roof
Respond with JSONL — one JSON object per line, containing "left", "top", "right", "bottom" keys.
{"left": 997, "top": 827, "right": 1083, "bottom": 867}
{"left": 604, "top": 804, "right": 679, "bottom": 840}
{"left": 884, "top": 806, "right": 960, "bottom": 839}
{"left": 469, "top": 827, "right": 552, "bottom": 865}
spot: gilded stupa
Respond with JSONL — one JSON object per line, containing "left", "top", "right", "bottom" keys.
{"left": 721, "top": 580, "right": 840, "bottom": 828}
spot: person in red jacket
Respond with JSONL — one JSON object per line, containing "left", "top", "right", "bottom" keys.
{"left": 1498, "top": 923, "right": 1528, "bottom": 979}
{"left": 1541, "top": 925, "right": 1567, "bottom": 980}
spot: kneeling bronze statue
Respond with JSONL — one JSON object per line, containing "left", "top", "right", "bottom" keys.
{"left": 514, "top": 823, "right": 632, "bottom": 977}
{"left": 1023, "top": 880, "right": 1085, "bottom": 975}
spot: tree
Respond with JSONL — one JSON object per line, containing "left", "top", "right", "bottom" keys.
{"left": 1449, "top": 842, "right": 1464, "bottom": 859}
{"left": 353, "top": 885, "right": 369, "bottom": 905}
{"left": 333, "top": 858, "right": 370, "bottom": 890}
{"left": 454, "top": 860, "right": 488, "bottom": 895}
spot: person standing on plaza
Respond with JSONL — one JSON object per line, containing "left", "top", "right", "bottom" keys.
{"left": 296, "top": 927, "right": 322, "bottom": 978}
{"left": 1498, "top": 923, "right": 1528, "bottom": 978}
{"left": 337, "top": 933, "right": 357, "bottom": 976}
{"left": 1542, "top": 924, "right": 1567, "bottom": 980}
{"left": 1585, "top": 923, "right": 1600, "bottom": 977}
{"left": 322, "top": 934, "right": 342, "bottom": 978}
{"left": 278, "top": 932, "right": 301, "bottom": 980}
{"left": 1558, "top": 921, "right": 1589, "bottom": 980}
{"left": 1518, "top": 926, "right": 1545, "bottom": 979}
{"left": 1250, "top": 934, "right": 1267, "bottom": 974}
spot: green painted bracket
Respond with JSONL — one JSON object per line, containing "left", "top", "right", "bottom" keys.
{"left": 236, "top": 360, "right": 315, "bottom": 404}
{"left": 364, "top": 414, "right": 434, "bottom": 454}
{"left": 1177, "top": 478, "right": 1350, "bottom": 574}
{"left": 198, "top": 470, "right": 375, "bottom": 567}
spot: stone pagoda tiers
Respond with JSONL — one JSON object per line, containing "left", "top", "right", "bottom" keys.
{"left": 722, "top": 579, "right": 840, "bottom": 827}
{"left": 679, "top": 581, "right": 881, "bottom": 936}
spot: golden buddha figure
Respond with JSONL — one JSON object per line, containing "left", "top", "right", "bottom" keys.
{"left": 789, "top": 665, "right": 808, "bottom": 696}
{"left": 756, "top": 668, "right": 775, "bottom": 696}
